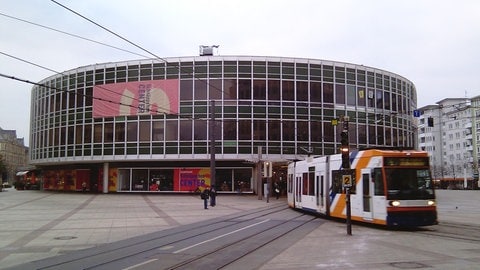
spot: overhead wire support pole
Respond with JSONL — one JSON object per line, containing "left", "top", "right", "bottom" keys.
{"left": 210, "top": 100, "right": 216, "bottom": 190}
{"left": 257, "top": 146, "right": 263, "bottom": 200}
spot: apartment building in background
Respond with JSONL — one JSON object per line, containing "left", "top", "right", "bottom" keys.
{"left": 418, "top": 96, "right": 480, "bottom": 189}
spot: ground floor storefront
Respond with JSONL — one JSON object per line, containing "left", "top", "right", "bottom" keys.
{"left": 38, "top": 161, "right": 256, "bottom": 194}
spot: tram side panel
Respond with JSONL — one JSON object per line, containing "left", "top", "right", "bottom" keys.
{"left": 287, "top": 156, "right": 330, "bottom": 216}
{"left": 328, "top": 153, "right": 390, "bottom": 226}
{"left": 288, "top": 151, "right": 391, "bottom": 226}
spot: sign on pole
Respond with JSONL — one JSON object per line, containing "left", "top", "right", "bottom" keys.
{"left": 342, "top": 174, "right": 352, "bottom": 188}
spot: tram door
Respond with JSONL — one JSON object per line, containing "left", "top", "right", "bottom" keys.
{"left": 361, "top": 169, "right": 374, "bottom": 220}
{"left": 294, "top": 174, "right": 302, "bottom": 207}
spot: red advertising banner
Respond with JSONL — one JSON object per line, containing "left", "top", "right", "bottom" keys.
{"left": 174, "top": 168, "right": 211, "bottom": 192}
{"left": 93, "top": 79, "right": 179, "bottom": 118}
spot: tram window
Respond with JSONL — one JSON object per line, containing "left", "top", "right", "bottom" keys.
{"left": 287, "top": 174, "right": 293, "bottom": 193}
{"left": 320, "top": 176, "right": 324, "bottom": 197}
{"left": 331, "top": 170, "right": 343, "bottom": 194}
{"left": 385, "top": 168, "right": 434, "bottom": 199}
{"left": 309, "top": 172, "right": 315, "bottom": 195}
{"left": 373, "top": 168, "right": 384, "bottom": 195}
{"left": 302, "top": 172, "right": 308, "bottom": 195}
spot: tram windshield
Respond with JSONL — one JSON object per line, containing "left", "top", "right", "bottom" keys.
{"left": 385, "top": 168, "right": 435, "bottom": 200}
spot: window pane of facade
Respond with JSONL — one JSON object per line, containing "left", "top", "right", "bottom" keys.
{"left": 310, "top": 82, "right": 321, "bottom": 103}
{"left": 193, "top": 119, "right": 207, "bottom": 140}
{"left": 253, "top": 120, "right": 266, "bottom": 140}
{"left": 223, "top": 120, "right": 236, "bottom": 140}
{"left": 224, "top": 79, "right": 237, "bottom": 99}
{"left": 253, "top": 80, "right": 266, "bottom": 100}
{"left": 296, "top": 81, "right": 308, "bottom": 101}
{"left": 238, "top": 120, "right": 251, "bottom": 140}
{"left": 376, "top": 89, "right": 383, "bottom": 109}
{"left": 268, "top": 80, "right": 280, "bottom": 100}
{"left": 323, "top": 83, "right": 334, "bottom": 103}
{"left": 335, "top": 84, "right": 345, "bottom": 104}
{"left": 268, "top": 120, "right": 281, "bottom": 141}
{"left": 384, "top": 91, "right": 391, "bottom": 110}
{"left": 297, "top": 121, "right": 308, "bottom": 141}
{"left": 358, "top": 88, "right": 366, "bottom": 106}
{"left": 282, "top": 81, "right": 294, "bottom": 101}
{"left": 194, "top": 80, "right": 207, "bottom": 100}
{"left": 165, "top": 120, "right": 178, "bottom": 141}
{"left": 94, "top": 124, "right": 102, "bottom": 143}
{"left": 139, "top": 121, "right": 151, "bottom": 142}
{"left": 180, "top": 80, "right": 193, "bottom": 101}
{"left": 115, "top": 122, "right": 125, "bottom": 142}
{"left": 209, "top": 79, "right": 222, "bottom": 100}
{"left": 358, "top": 124, "right": 367, "bottom": 144}
{"left": 283, "top": 121, "right": 295, "bottom": 141}
{"left": 346, "top": 85, "right": 356, "bottom": 106}
{"left": 105, "top": 123, "right": 113, "bottom": 143}
{"left": 238, "top": 80, "right": 251, "bottom": 100}
{"left": 152, "top": 121, "right": 164, "bottom": 141}
{"left": 127, "top": 122, "right": 138, "bottom": 142}
{"left": 311, "top": 121, "right": 322, "bottom": 142}
{"left": 323, "top": 121, "right": 333, "bottom": 142}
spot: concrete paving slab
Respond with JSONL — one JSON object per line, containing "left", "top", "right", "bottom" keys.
{"left": 0, "top": 189, "right": 479, "bottom": 269}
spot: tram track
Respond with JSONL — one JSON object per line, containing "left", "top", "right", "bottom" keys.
{"left": 167, "top": 211, "right": 318, "bottom": 270}
{"left": 417, "top": 222, "right": 480, "bottom": 243}
{"left": 9, "top": 203, "right": 320, "bottom": 270}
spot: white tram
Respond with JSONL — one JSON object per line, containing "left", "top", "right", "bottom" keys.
{"left": 287, "top": 149, "right": 437, "bottom": 227}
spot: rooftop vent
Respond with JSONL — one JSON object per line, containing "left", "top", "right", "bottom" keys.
{"left": 199, "top": 45, "right": 219, "bottom": 56}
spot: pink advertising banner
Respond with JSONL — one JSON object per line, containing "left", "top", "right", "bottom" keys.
{"left": 93, "top": 79, "right": 179, "bottom": 118}
{"left": 174, "top": 168, "right": 211, "bottom": 192}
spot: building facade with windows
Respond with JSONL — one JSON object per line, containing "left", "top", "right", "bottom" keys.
{"left": 418, "top": 97, "right": 480, "bottom": 189}
{"left": 0, "top": 127, "right": 28, "bottom": 186}
{"left": 29, "top": 55, "right": 418, "bottom": 193}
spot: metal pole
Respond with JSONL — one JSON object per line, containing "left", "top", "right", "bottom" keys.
{"left": 267, "top": 175, "right": 270, "bottom": 203}
{"left": 210, "top": 100, "right": 216, "bottom": 189}
{"left": 346, "top": 187, "right": 352, "bottom": 235}
{"left": 257, "top": 146, "right": 263, "bottom": 200}
{"left": 342, "top": 116, "right": 352, "bottom": 236}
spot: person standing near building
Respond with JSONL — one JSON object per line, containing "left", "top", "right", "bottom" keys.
{"left": 273, "top": 181, "right": 280, "bottom": 199}
{"left": 201, "top": 188, "right": 210, "bottom": 209}
{"left": 209, "top": 186, "right": 217, "bottom": 207}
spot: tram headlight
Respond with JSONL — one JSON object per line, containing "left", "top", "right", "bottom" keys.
{"left": 427, "top": 200, "right": 435, "bottom": 206}
{"left": 389, "top": 200, "right": 401, "bottom": 207}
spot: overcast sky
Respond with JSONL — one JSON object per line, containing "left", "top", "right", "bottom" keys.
{"left": 1, "top": 0, "right": 479, "bottom": 146}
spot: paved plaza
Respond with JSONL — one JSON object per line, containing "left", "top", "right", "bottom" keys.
{"left": 0, "top": 189, "right": 479, "bottom": 269}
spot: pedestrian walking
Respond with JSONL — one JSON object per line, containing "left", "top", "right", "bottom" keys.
{"left": 210, "top": 186, "right": 217, "bottom": 207}
{"left": 273, "top": 181, "right": 280, "bottom": 199}
{"left": 201, "top": 188, "right": 210, "bottom": 209}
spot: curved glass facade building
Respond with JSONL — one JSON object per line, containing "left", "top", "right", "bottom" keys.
{"left": 30, "top": 56, "right": 418, "bottom": 193}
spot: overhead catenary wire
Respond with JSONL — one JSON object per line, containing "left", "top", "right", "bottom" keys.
{"left": 3, "top": 2, "right": 477, "bottom": 124}
{"left": 49, "top": 0, "right": 226, "bottom": 97}
{"left": 1, "top": 1, "right": 226, "bottom": 115}
{"left": 0, "top": 11, "right": 173, "bottom": 112}
{"left": 0, "top": 72, "right": 200, "bottom": 121}
{"left": 0, "top": 51, "right": 160, "bottom": 113}
{"left": 0, "top": 72, "right": 138, "bottom": 113}
{"left": 0, "top": 12, "right": 150, "bottom": 59}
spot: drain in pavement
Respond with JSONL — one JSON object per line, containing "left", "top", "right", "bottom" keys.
{"left": 54, "top": 236, "right": 78, "bottom": 240}
{"left": 390, "top": 262, "right": 430, "bottom": 269}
